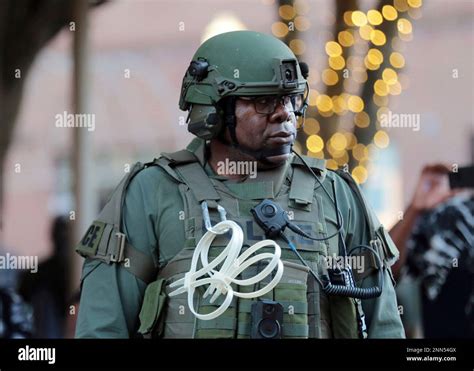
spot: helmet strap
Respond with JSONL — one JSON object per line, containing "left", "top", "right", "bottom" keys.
{"left": 223, "top": 96, "right": 239, "bottom": 146}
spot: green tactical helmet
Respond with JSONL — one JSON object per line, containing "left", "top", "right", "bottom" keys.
{"left": 179, "top": 30, "right": 308, "bottom": 140}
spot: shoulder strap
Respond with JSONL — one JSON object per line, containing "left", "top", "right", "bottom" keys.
{"left": 76, "top": 161, "right": 158, "bottom": 283}
{"left": 77, "top": 147, "right": 221, "bottom": 283}
{"left": 289, "top": 155, "right": 327, "bottom": 206}
{"left": 335, "top": 169, "right": 377, "bottom": 240}
{"left": 334, "top": 169, "right": 399, "bottom": 268}
{"left": 156, "top": 149, "right": 221, "bottom": 204}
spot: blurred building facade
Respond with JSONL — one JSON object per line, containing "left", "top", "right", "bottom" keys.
{"left": 3, "top": 0, "right": 472, "bottom": 274}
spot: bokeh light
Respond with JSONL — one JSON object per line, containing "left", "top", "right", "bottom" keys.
{"left": 390, "top": 52, "right": 405, "bottom": 68}
{"left": 354, "top": 111, "right": 370, "bottom": 128}
{"left": 322, "top": 69, "right": 339, "bottom": 85}
{"left": 374, "top": 130, "right": 390, "bottom": 148}
{"left": 271, "top": 21, "right": 288, "bottom": 38}
{"left": 325, "top": 41, "right": 343, "bottom": 57}
{"left": 348, "top": 95, "right": 364, "bottom": 112}
{"left": 306, "top": 134, "right": 324, "bottom": 152}
{"left": 289, "top": 39, "right": 306, "bottom": 55}
{"left": 367, "top": 10, "right": 383, "bottom": 26}
{"left": 382, "top": 5, "right": 398, "bottom": 21}
{"left": 370, "top": 30, "right": 387, "bottom": 46}
{"left": 279, "top": 5, "right": 295, "bottom": 20}
{"left": 329, "top": 55, "right": 345, "bottom": 70}
{"left": 338, "top": 30, "right": 354, "bottom": 47}
{"left": 367, "top": 48, "right": 384, "bottom": 65}
{"left": 351, "top": 11, "right": 368, "bottom": 27}
{"left": 352, "top": 166, "right": 368, "bottom": 184}
{"left": 316, "top": 94, "right": 333, "bottom": 112}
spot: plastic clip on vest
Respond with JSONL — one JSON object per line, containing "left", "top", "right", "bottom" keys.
{"left": 168, "top": 201, "right": 284, "bottom": 320}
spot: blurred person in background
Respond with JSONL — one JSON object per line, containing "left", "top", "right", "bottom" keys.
{"left": 19, "top": 215, "right": 71, "bottom": 338}
{"left": 0, "top": 286, "right": 34, "bottom": 339}
{"left": 390, "top": 164, "right": 473, "bottom": 338}
{"left": 0, "top": 237, "right": 34, "bottom": 339}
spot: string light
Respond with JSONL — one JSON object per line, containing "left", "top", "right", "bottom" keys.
{"left": 359, "top": 24, "right": 374, "bottom": 40}
{"left": 329, "top": 55, "right": 346, "bottom": 70}
{"left": 306, "top": 135, "right": 324, "bottom": 152}
{"left": 367, "top": 48, "right": 384, "bottom": 65}
{"left": 370, "top": 30, "right": 387, "bottom": 46}
{"left": 343, "top": 11, "right": 355, "bottom": 27}
{"left": 367, "top": 10, "right": 383, "bottom": 26}
{"left": 294, "top": 0, "right": 422, "bottom": 183}
{"left": 279, "top": 5, "right": 295, "bottom": 20}
{"left": 351, "top": 11, "right": 368, "bottom": 27}
{"left": 302, "top": 118, "right": 320, "bottom": 135}
{"left": 295, "top": 16, "right": 311, "bottom": 31}
{"left": 382, "top": 5, "right": 398, "bottom": 21}
{"left": 354, "top": 112, "right": 370, "bottom": 128}
{"left": 374, "top": 130, "right": 390, "bottom": 148}
{"left": 289, "top": 39, "right": 306, "bottom": 55}
{"left": 271, "top": 22, "right": 288, "bottom": 38}
{"left": 322, "top": 68, "right": 339, "bottom": 85}
{"left": 338, "top": 30, "right": 354, "bottom": 47}
{"left": 348, "top": 95, "right": 364, "bottom": 112}
{"left": 408, "top": 0, "right": 423, "bottom": 8}
{"left": 325, "top": 41, "right": 343, "bottom": 57}
{"left": 390, "top": 52, "right": 405, "bottom": 68}
{"left": 352, "top": 166, "right": 368, "bottom": 184}
{"left": 316, "top": 94, "right": 333, "bottom": 112}
{"left": 394, "top": 0, "right": 410, "bottom": 12}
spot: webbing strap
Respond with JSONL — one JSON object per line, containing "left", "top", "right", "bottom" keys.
{"left": 336, "top": 170, "right": 377, "bottom": 241}
{"left": 289, "top": 166, "right": 316, "bottom": 205}
{"left": 158, "top": 258, "right": 192, "bottom": 279}
{"left": 237, "top": 323, "right": 309, "bottom": 337}
{"left": 282, "top": 324, "right": 309, "bottom": 337}
{"left": 174, "top": 162, "right": 220, "bottom": 202}
{"left": 161, "top": 149, "right": 197, "bottom": 164}
{"left": 225, "top": 182, "right": 274, "bottom": 200}
{"left": 76, "top": 161, "right": 159, "bottom": 284}
{"left": 289, "top": 155, "right": 326, "bottom": 205}
{"left": 123, "top": 242, "right": 158, "bottom": 284}
{"left": 291, "top": 155, "right": 327, "bottom": 175}
{"left": 238, "top": 300, "right": 308, "bottom": 314}
{"left": 160, "top": 149, "right": 220, "bottom": 203}
{"left": 197, "top": 317, "right": 236, "bottom": 330}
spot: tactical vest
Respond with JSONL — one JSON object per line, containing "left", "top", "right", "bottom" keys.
{"left": 136, "top": 146, "right": 370, "bottom": 339}
{"left": 77, "top": 141, "right": 396, "bottom": 339}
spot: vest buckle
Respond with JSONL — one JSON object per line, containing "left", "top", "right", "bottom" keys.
{"left": 110, "top": 232, "right": 126, "bottom": 262}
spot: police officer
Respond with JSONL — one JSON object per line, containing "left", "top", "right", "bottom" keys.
{"left": 75, "top": 31, "right": 404, "bottom": 339}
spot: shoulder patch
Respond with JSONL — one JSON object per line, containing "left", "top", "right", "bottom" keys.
{"left": 76, "top": 220, "right": 106, "bottom": 257}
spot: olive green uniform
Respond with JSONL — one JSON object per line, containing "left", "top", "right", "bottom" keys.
{"left": 75, "top": 138, "right": 404, "bottom": 339}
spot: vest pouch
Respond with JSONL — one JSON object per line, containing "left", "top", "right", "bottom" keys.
{"left": 375, "top": 225, "right": 398, "bottom": 287}
{"left": 138, "top": 278, "right": 167, "bottom": 338}
{"left": 149, "top": 252, "right": 200, "bottom": 338}
{"left": 162, "top": 263, "right": 200, "bottom": 338}
{"left": 237, "top": 260, "right": 310, "bottom": 338}
{"left": 193, "top": 244, "right": 238, "bottom": 338}
{"left": 193, "top": 286, "right": 238, "bottom": 338}
{"left": 275, "top": 260, "right": 310, "bottom": 338}
{"left": 156, "top": 246, "right": 239, "bottom": 338}
{"left": 351, "top": 225, "right": 397, "bottom": 285}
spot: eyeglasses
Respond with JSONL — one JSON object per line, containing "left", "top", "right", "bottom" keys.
{"left": 239, "top": 94, "right": 303, "bottom": 115}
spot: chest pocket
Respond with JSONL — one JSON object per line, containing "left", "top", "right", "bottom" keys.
{"left": 237, "top": 260, "right": 310, "bottom": 338}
